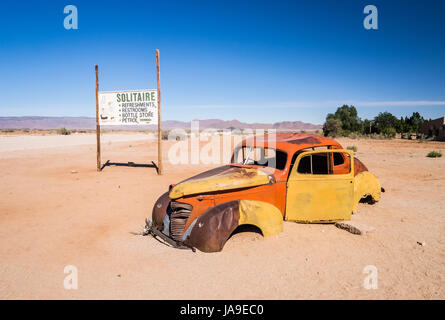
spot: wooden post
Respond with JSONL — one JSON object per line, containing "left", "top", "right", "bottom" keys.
{"left": 156, "top": 50, "right": 163, "bottom": 175}
{"left": 95, "top": 65, "right": 101, "bottom": 171}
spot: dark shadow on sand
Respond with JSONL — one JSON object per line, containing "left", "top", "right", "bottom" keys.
{"left": 100, "top": 160, "right": 159, "bottom": 173}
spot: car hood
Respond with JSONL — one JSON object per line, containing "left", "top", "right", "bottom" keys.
{"left": 169, "top": 165, "right": 273, "bottom": 199}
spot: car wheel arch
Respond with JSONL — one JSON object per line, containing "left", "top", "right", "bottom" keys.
{"left": 353, "top": 171, "right": 382, "bottom": 213}
{"left": 184, "top": 199, "right": 283, "bottom": 252}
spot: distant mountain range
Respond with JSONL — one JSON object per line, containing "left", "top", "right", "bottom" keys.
{"left": 0, "top": 116, "right": 322, "bottom": 131}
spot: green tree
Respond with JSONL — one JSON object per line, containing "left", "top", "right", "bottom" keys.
{"left": 361, "top": 119, "right": 373, "bottom": 134}
{"left": 399, "top": 117, "right": 406, "bottom": 133}
{"left": 373, "top": 112, "right": 400, "bottom": 134}
{"left": 407, "top": 112, "right": 425, "bottom": 134}
{"left": 323, "top": 105, "right": 362, "bottom": 137}
{"left": 333, "top": 105, "right": 361, "bottom": 132}
{"left": 402, "top": 116, "right": 413, "bottom": 133}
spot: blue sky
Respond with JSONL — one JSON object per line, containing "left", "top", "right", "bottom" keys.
{"left": 0, "top": 0, "right": 444, "bottom": 124}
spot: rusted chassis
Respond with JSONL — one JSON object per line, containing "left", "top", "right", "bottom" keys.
{"left": 149, "top": 133, "right": 382, "bottom": 253}
{"left": 150, "top": 167, "right": 380, "bottom": 253}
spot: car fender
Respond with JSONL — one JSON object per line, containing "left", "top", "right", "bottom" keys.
{"left": 151, "top": 191, "right": 170, "bottom": 229}
{"left": 353, "top": 171, "right": 381, "bottom": 213}
{"left": 238, "top": 199, "right": 283, "bottom": 237}
{"left": 184, "top": 200, "right": 283, "bottom": 252}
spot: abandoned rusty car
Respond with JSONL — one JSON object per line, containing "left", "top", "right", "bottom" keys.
{"left": 145, "top": 133, "right": 382, "bottom": 252}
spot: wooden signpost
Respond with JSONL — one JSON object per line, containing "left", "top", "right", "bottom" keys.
{"left": 95, "top": 50, "right": 162, "bottom": 174}
{"left": 156, "top": 49, "right": 163, "bottom": 175}
{"left": 95, "top": 65, "right": 101, "bottom": 172}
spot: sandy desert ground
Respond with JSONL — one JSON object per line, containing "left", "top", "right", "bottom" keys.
{"left": 0, "top": 133, "right": 444, "bottom": 299}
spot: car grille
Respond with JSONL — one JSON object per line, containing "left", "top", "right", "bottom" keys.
{"left": 170, "top": 201, "right": 193, "bottom": 242}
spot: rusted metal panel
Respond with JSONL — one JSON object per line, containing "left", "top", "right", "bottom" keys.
{"left": 169, "top": 166, "right": 272, "bottom": 199}
{"left": 354, "top": 157, "right": 368, "bottom": 175}
{"left": 286, "top": 135, "right": 323, "bottom": 145}
{"left": 184, "top": 201, "right": 241, "bottom": 252}
{"left": 179, "top": 181, "right": 285, "bottom": 234}
{"left": 240, "top": 133, "right": 342, "bottom": 156}
{"left": 183, "top": 199, "right": 283, "bottom": 252}
{"left": 151, "top": 191, "right": 170, "bottom": 230}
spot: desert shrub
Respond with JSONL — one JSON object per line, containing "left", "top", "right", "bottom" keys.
{"left": 347, "top": 145, "right": 358, "bottom": 152}
{"left": 364, "top": 131, "right": 391, "bottom": 139}
{"left": 57, "top": 127, "right": 71, "bottom": 135}
{"left": 381, "top": 127, "right": 396, "bottom": 139}
{"left": 161, "top": 130, "right": 170, "bottom": 140}
{"left": 427, "top": 151, "right": 442, "bottom": 158}
{"left": 176, "top": 133, "right": 187, "bottom": 141}
{"left": 160, "top": 130, "right": 187, "bottom": 141}
{"left": 348, "top": 132, "right": 361, "bottom": 139}
{"left": 169, "top": 129, "right": 188, "bottom": 141}
{"left": 423, "top": 135, "right": 435, "bottom": 142}
{"left": 417, "top": 134, "right": 427, "bottom": 142}
{"left": 367, "top": 133, "right": 386, "bottom": 140}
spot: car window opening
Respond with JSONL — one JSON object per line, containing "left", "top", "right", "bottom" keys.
{"left": 333, "top": 152, "right": 345, "bottom": 166}
{"left": 233, "top": 146, "right": 288, "bottom": 170}
{"left": 297, "top": 152, "right": 350, "bottom": 175}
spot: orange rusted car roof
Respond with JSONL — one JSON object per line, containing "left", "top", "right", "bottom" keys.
{"left": 238, "top": 133, "right": 342, "bottom": 154}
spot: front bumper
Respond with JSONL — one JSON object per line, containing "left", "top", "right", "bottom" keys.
{"left": 144, "top": 218, "right": 195, "bottom": 251}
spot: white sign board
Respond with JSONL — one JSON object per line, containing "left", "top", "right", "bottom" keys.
{"left": 98, "top": 90, "right": 158, "bottom": 125}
